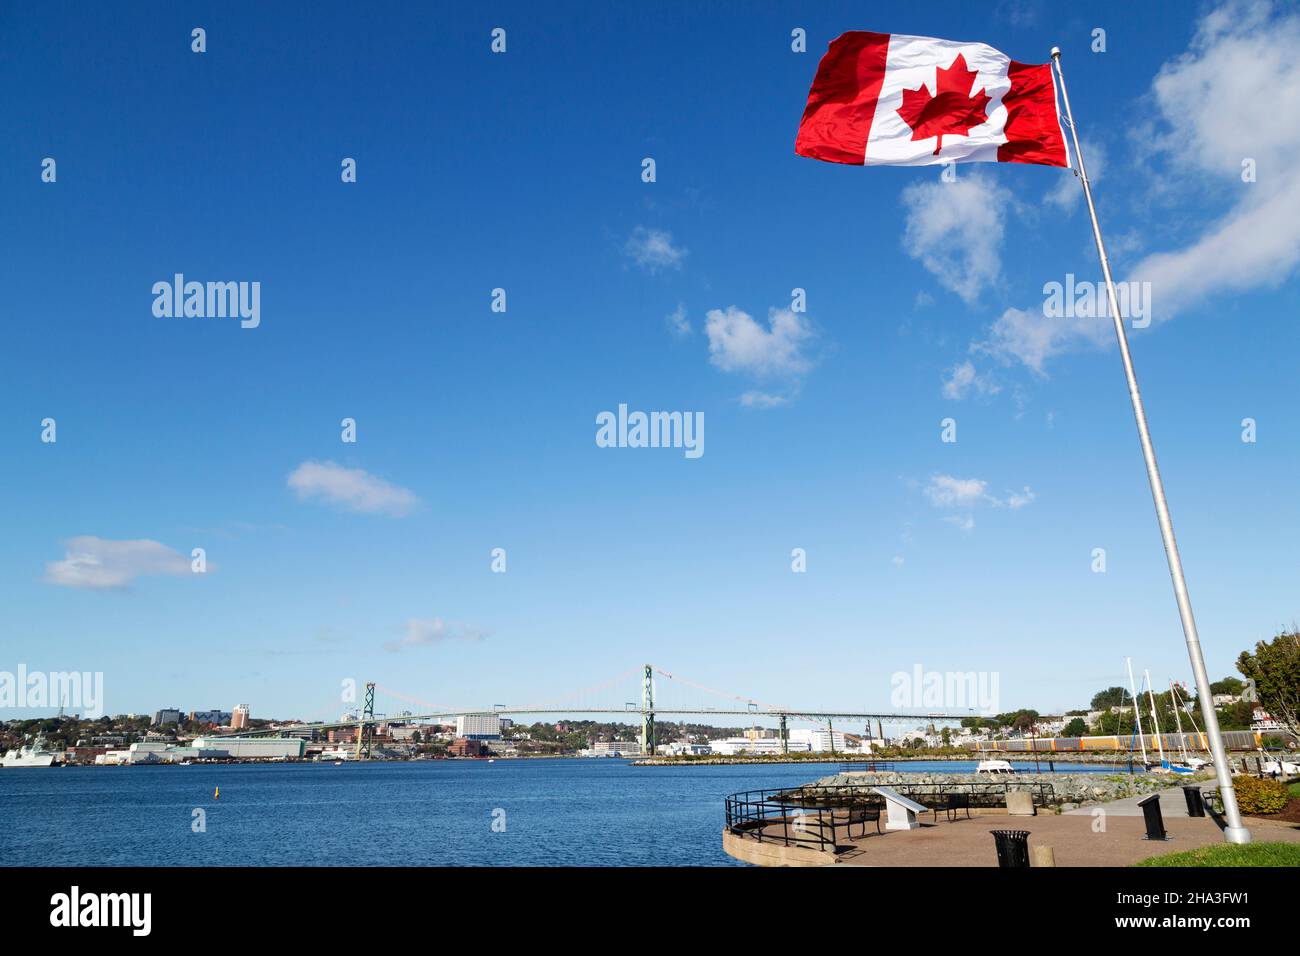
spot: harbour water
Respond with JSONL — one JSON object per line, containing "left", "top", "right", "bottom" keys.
{"left": 0, "top": 758, "right": 1114, "bottom": 866}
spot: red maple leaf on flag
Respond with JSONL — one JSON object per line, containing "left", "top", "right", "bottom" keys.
{"left": 896, "top": 53, "right": 992, "bottom": 155}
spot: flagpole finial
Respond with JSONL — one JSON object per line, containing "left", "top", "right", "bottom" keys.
{"left": 1050, "top": 46, "right": 1061, "bottom": 59}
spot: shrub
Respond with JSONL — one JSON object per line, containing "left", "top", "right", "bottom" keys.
{"left": 1231, "top": 774, "right": 1290, "bottom": 815}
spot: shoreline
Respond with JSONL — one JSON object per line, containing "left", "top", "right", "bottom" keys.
{"left": 632, "top": 753, "right": 1158, "bottom": 767}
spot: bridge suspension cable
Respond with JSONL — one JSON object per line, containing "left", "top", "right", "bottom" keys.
{"left": 653, "top": 667, "right": 787, "bottom": 714}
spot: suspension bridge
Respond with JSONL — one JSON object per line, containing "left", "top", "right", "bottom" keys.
{"left": 225, "top": 665, "right": 975, "bottom": 758}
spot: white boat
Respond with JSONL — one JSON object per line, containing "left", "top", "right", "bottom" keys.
{"left": 2, "top": 736, "right": 58, "bottom": 768}
{"left": 1259, "top": 751, "right": 1300, "bottom": 776}
{"left": 975, "top": 759, "right": 1016, "bottom": 774}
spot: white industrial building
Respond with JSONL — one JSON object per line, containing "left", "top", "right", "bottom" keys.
{"left": 456, "top": 714, "right": 502, "bottom": 739}
{"left": 708, "top": 737, "right": 812, "bottom": 756}
{"left": 587, "top": 740, "right": 642, "bottom": 756}
{"left": 188, "top": 737, "right": 305, "bottom": 759}
{"left": 788, "top": 728, "right": 852, "bottom": 752}
{"left": 657, "top": 741, "right": 713, "bottom": 756}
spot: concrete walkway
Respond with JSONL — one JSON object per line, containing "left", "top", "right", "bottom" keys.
{"left": 828, "top": 813, "right": 1300, "bottom": 866}
{"left": 1064, "top": 786, "right": 1204, "bottom": 817}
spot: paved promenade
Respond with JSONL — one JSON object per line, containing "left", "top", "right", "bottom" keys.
{"left": 726, "top": 787, "right": 1300, "bottom": 866}
{"left": 835, "top": 813, "right": 1300, "bottom": 866}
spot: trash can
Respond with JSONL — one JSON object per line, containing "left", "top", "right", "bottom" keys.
{"left": 1137, "top": 793, "right": 1167, "bottom": 841}
{"left": 1182, "top": 785, "right": 1205, "bottom": 818}
{"left": 990, "top": 829, "right": 1032, "bottom": 868}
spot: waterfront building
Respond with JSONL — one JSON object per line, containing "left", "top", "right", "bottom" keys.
{"left": 708, "top": 737, "right": 811, "bottom": 756}
{"left": 230, "top": 704, "right": 251, "bottom": 730}
{"left": 658, "top": 741, "right": 712, "bottom": 756}
{"left": 280, "top": 727, "right": 321, "bottom": 741}
{"left": 456, "top": 714, "right": 502, "bottom": 740}
{"left": 448, "top": 737, "right": 486, "bottom": 757}
{"left": 788, "top": 728, "right": 850, "bottom": 752}
{"left": 589, "top": 740, "right": 642, "bottom": 756}
{"left": 189, "top": 736, "right": 304, "bottom": 759}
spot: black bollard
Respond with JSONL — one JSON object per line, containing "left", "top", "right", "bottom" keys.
{"left": 1137, "top": 793, "right": 1167, "bottom": 840}
{"left": 1182, "top": 786, "right": 1205, "bottom": 818}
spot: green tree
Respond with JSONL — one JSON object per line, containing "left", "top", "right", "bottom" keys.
{"left": 1062, "top": 717, "right": 1088, "bottom": 737}
{"left": 1090, "top": 687, "right": 1127, "bottom": 710}
{"left": 1210, "top": 676, "right": 1245, "bottom": 696}
{"left": 1237, "top": 630, "right": 1300, "bottom": 740}
{"left": 1215, "top": 700, "right": 1256, "bottom": 731}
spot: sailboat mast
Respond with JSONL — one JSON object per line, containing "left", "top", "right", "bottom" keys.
{"left": 1145, "top": 669, "right": 1166, "bottom": 766}
{"left": 1126, "top": 657, "right": 1148, "bottom": 765}
{"left": 1170, "top": 680, "right": 1187, "bottom": 762}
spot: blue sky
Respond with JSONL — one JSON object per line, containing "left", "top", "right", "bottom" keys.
{"left": 3, "top": 1, "right": 1298, "bottom": 727}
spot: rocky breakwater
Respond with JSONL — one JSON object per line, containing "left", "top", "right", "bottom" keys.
{"left": 806, "top": 769, "right": 1207, "bottom": 810}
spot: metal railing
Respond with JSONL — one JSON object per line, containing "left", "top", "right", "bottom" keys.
{"left": 724, "top": 787, "right": 875, "bottom": 853}
{"left": 724, "top": 780, "right": 1056, "bottom": 853}
{"left": 838, "top": 761, "right": 896, "bottom": 772}
{"left": 827, "top": 780, "right": 1056, "bottom": 807}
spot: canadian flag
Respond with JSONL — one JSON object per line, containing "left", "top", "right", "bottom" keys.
{"left": 796, "top": 32, "right": 1070, "bottom": 168}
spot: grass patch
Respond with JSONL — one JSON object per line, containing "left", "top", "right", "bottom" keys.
{"left": 1133, "top": 842, "right": 1300, "bottom": 867}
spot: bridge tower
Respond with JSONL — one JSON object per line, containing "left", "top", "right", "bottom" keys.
{"left": 640, "top": 664, "right": 655, "bottom": 756}
{"left": 354, "top": 682, "right": 375, "bottom": 760}
{"left": 778, "top": 714, "right": 789, "bottom": 754}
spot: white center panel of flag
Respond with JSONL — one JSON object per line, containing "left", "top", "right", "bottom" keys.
{"left": 865, "top": 35, "right": 1012, "bottom": 167}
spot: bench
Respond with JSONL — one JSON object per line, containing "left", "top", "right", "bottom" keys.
{"left": 907, "top": 791, "right": 974, "bottom": 822}
{"left": 938, "top": 792, "right": 972, "bottom": 822}
{"left": 837, "top": 804, "right": 882, "bottom": 839}
{"left": 872, "top": 786, "right": 928, "bottom": 831}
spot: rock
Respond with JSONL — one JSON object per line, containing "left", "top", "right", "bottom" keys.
{"left": 806, "top": 769, "right": 1189, "bottom": 809}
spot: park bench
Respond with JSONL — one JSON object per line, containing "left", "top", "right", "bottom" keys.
{"left": 940, "top": 792, "right": 972, "bottom": 821}
{"left": 837, "top": 804, "right": 882, "bottom": 839}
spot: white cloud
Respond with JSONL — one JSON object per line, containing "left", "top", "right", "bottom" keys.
{"left": 924, "top": 474, "right": 1036, "bottom": 513}
{"left": 45, "top": 536, "right": 194, "bottom": 590}
{"left": 976, "top": 305, "right": 1110, "bottom": 375}
{"left": 925, "top": 475, "right": 989, "bottom": 507}
{"left": 625, "top": 226, "right": 686, "bottom": 273}
{"left": 665, "top": 303, "right": 690, "bottom": 337}
{"left": 288, "top": 460, "right": 418, "bottom": 516}
{"left": 1004, "top": 487, "right": 1036, "bottom": 509}
{"left": 705, "top": 306, "right": 813, "bottom": 378}
{"left": 1126, "top": 1, "right": 1300, "bottom": 320}
{"left": 384, "top": 617, "right": 487, "bottom": 652}
{"left": 739, "top": 389, "right": 790, "bottom": 409}
{"left": 1045, "top": 140, "right": 1105, "bottom": 213}
{"left": 941, "top": 359, "right": 1001, "bottom": 400}
{"left": 957, "top": 3, "right": 1300, "bottom": 378}
{"left": 901, "top": 170, "right": 1010, "bottom": 304}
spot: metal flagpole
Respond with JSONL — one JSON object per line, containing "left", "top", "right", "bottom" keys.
{"left": 1051, "top": 48, "right": 1250, "bottom": 842}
